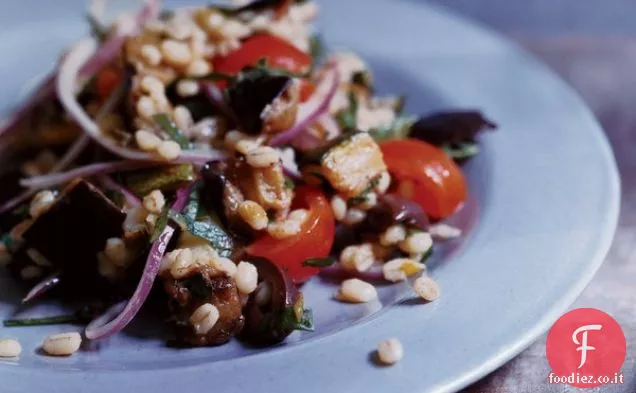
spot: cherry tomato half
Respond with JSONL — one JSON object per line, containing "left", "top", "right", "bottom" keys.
{"left": 380, "top": 139, "right": 467, "bottom": 220}
{"left": 213, "top": 33, "right": 311, "bottom": 76}
{"left": 246, "top": 186, "right": 335, "bottom": 284}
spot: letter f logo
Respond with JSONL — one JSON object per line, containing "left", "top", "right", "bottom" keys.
{"left": 572, "top": 324, "right": 603, "bottom": 368}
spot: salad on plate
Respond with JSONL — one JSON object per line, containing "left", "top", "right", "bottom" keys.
{"left": 0, "top": 0, "right": 495, "bottom": 351}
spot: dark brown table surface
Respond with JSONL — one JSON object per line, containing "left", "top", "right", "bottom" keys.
{"left": 423, "top": 2, "right": 635, "bottom": 391}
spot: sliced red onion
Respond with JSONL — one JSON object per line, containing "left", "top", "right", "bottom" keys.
{"left": 85, "top": 186, "right": 188, "bottom": 340}
{"left": 22, "top": 271, "right": 63, "bottom": 303}
{"left": 290, "top": 114, "right": 340, "bottom": 152}
{"left": 200, "top": 81, "right": 238, "bottom": 123}
{"left": 85, "top": 224, "right": 175, "bottom": 340}
{"left": 0, "top": 190, "right": 36, "bottom": 214}
{"left": 84, "top": 301, "right": 127, "bottom": 338}
{"left": 20, "top": 161, "right": 158, "bottom": 189}
{"left": 269, "top": 66, "right": 340, "bottom": 147}
{"left": 282, "top": 165, "right": 301, "bottom": 180}
{"left": 0, "top": 0, "right": 158, "bottom": 142}
{"left": 57, "top": 39, "right": 229, "bottom": 163}
{"left": 54, "top": 135, "right": 91, "bottom": 172}
{"left": 98, "top": 175, "right": 141, "bottom": 206}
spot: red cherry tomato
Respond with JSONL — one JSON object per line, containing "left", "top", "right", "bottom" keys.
{"left": 213, "top": 33, "right": 311, "bottom": 75}
{"left": 95, "top": 67, "right": 121, "bottom": 101}
{"left": 380, "top": 139, "right": 467, "bottom": 220}
{"left": 246, "top": 186, "right": 335, "bottom": 284}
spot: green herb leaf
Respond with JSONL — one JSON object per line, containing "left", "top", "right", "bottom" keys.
{"left": 0, "top": 233, "right": 15, "bottom": 251}
{"left": 124, "top": 164, "right": 195, "bottom": 197}
{"left": 443, "top": 142, "right": 481, "bottom": 161}
{"left": 348, "top": 175, "right": 381, "bottom": 206}
{"left": 183, "top": 186, "right": 202, "bottom": 221}
{"left": 284, "top": 176, "right": 296, "bottom": 190}
{"left": 158, "top": 9, "right": 176, "bottom": 21}
{"left": 302, "top": 257, "right": 336, "bottom": 268}
{"left": 309, "top": 34, "right": 325, "bottom": 65}
{"left": 335, "top": 92, "right": 359, "bottom": 131}
{"left": 86, "top": 13, "right": 108, "bottom": 42}
{"left": 419, "top": 247, "right": 434, "bottom": 264}
{"left": 170, "top": 213, "right": 233, "bottom": 257}
{"left": 150, "top": 205, "right": 172, "bottom": 243}
{"left": 3, "top": 313, "right": 90, "bottom": 327}
{"left": 153, "top": 113, "right": 191, "bottom": 149}
{"left": 369, "top": 115, "right": 417, "bottom": 142}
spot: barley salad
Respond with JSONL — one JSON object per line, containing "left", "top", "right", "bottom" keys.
{"left": 0, "top": 0, "right": 495, "bottom": 349}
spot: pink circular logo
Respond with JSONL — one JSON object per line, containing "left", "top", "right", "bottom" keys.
{"left": 546, "top": 308, "right": 626, "bottom": 388}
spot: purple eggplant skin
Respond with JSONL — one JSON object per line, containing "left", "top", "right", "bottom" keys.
{"left": 22, "top": 180, "right": 125, "bottom": 287}
{"left": 239, "top": 256, "right": 299, "bottom": 346}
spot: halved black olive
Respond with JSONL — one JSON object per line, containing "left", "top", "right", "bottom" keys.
{"left": 239, "top": 257, "right": 301, "bottom": 346}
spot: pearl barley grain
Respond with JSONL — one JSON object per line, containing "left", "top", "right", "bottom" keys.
{"left": 0, "top": 339, "right": 22, "bottom": 357}
{"left": 413, "top": 276, "right": 441, "bottom": 301}
{"left": 157, "top": 140, "right": 182, "bottom": 160}
{"left": 161, "top": 40, "right": 193, "bottom": 68}
{"left": 141, "top": 44, "right": 162, "bottom": 66}
{"left": 190, "top": 303, "right": 220, "bottom": 335}
{"left": 238, "top": 201, "right": 268, "bottom": 230}
{"left": 336, "top": 278, "right": 377, "bottom": 303}
{"left": 135, "top": 130, "right": 161, "bottom": 151}
{"left": 176, "top": 80, "right": 200, "bottom": 97}
{"left": 377, "top": 338, "right": 403, "bottom": 365}
{"left": 42, "top": 332, "right": 82, "bottom": 356}
{"left": 236, "top": 261, "right": 258, "bottom": 294}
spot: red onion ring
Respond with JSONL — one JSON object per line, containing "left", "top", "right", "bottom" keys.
{"left": 85, "top": 186, "right": 188, "bottom": 340}
{"left": 85, "top": 225, "right": 174, "bottom": 339}
{"left": 19, "top": 161, "right": 158, "bottom": 189}
{"left": 57, "top": 38, "right": 229, "bottom": 163}
{"left": 269, "top": 66, "right": 340, "bottom": 146}
{"left": 98, "top": 175, "right": 141, "bottom": 207}
{"left": 0, "top": 0, "right": 159, "bottom": 142}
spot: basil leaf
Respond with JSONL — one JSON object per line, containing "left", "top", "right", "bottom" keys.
{"left": 302, "top": 257, "right": 336, "bottom": 268}
{"left": 284, "top": 176, "right": 295, "bottom": 190}
{"left": 309, "top": 34, "right": 325, "bottom": 64}
{"left": 443, "top": 142, "right": 481, "bottom": 161}
{"left": 369, "top": 115, "right": 417, "bottom": 142}
{"left": 124, "top": 164, "right": 195, "bottom": 198}
{"left": 86, "top": 13, "right": 108, "bottom": 42}
{"left": 335, "top": 92, "right": 358, "bottom": 131}
{"left": 183, "top": 186, "right": 201, "bottom": 221}
{"left": 1, "top": 233, "right": 15, "bottom": 250}
{"left": 153, "top": 113, "right": 191, "bottom": 149}
{"left": 150, "top": 205, "right": 172, "bottom": 243}
{"left": 348, "top": 176, "right": 381, "bottom": 206}
{"left": 170, "top": 213, "right": 233, "bottom": 257}
{"left": 419, "top": 247, "right": 433, "bottom": 264}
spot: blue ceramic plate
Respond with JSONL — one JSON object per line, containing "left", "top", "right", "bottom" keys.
{"left": 0, "top": 0, "right": 620, "bottom": 392}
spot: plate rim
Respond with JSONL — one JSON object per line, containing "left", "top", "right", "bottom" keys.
{"left": 0, "top": 1, "right": 620, "bottom": 392}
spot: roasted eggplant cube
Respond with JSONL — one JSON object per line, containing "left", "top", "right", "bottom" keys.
{"left": 22, "top": 180, "right": 125, "bottom": 279}
{"left": 313, "top": 132, "right": 387, "bottom": 198}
